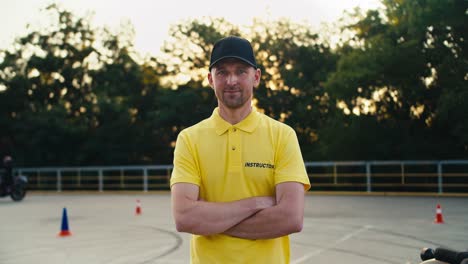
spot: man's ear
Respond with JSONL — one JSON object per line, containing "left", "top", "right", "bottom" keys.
{"left": 208, "top": 72, "right": 214, "bottom": 88}
{"left": 254, "top": 68, "right": 261, "bottom": 87}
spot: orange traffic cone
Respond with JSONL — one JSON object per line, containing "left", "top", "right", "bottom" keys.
{"left": 58, "top": 207, "right": 72, "bottom": 237}
{"left": 434, "top": 204, "right": 445, "bottom": 224}
{"left": 135, "top": 199, "right": 142, "bottom": 215}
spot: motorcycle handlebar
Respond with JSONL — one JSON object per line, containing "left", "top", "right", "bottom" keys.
{"left": 421, "top": 247, "right": 468, "bottom": 264}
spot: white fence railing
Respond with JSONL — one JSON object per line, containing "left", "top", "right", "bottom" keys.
{"left": 13, "top": 160, "right": 468, "bottom": 194}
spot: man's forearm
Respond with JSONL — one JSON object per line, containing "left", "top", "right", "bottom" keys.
{"left": 173, "top": 196, "right": 275, "bottom": 236}
{"left": 223, "top": 182, "right": 306, "bottom": 240}
{"left": 223, "top": 203, "right": 303, "bottom": 239}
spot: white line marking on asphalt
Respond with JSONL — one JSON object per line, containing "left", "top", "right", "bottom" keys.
{"left": 291, "top": 225, "right": 373, "bottom": 264}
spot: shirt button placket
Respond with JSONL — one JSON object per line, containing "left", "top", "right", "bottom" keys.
{"left": 228, "top": 127, "right": 241, "bottom": 173}
{"left": 229, "top": 127, "right": 241, "bottom": 168}
{"left": 231, "top": 127, "right": 237, "bottom": 151}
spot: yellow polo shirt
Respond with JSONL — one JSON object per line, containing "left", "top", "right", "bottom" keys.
{"left": 171, "top": 107, "right": 311, "bottom": 264}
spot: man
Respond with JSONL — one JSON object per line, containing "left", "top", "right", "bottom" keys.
{"left": 170, "top": 36, "right": 311, "bottom": 264}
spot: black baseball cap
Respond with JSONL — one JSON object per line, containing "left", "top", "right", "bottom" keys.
{"left": 209, "top": 36, "right": 257, "bottom": 70}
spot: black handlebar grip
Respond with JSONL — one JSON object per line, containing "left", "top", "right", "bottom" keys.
{"left": 421, "top": 248, "right": 435, "bottom": 261}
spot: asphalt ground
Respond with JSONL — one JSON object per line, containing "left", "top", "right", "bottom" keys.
{"left": 1, "top": 192, "right": 467, "bottom": 264}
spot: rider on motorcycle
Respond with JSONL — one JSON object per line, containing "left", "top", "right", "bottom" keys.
{"left": 0, "top": 155, "right": 27, "bottom": 201}
{"left": 1, "top": 155, "right": 14, "bottom": 190}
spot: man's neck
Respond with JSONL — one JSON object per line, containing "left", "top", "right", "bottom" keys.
{"left": 218, "top": 104, "right": 252, "bottom": 125}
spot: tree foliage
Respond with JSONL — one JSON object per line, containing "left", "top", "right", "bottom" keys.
{"left": 323, "top": 0, "right": 467, "bottom": 159}
{"left": 0, "top": 0, "right": 466, "bottom": 166}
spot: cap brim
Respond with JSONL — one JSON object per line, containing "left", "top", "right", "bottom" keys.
{"left": 209, "top": 56, "right": 257, "bottom": 70}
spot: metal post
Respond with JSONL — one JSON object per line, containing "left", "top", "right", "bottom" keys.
{"left": 98, "top": 169, "right": 103, "bottom": 192}
{"left": 366, "top": 163, "right": 372, "bottom": 192}
{"left": 57, "top": 170, "right": 62, "bottom": 192}
{"left": 167, "top": 168, "right": 172, "bottom": 187}
{"left": 120, "top": 169, "right": 125, "bottom": 189}
{"left": 37, "top": 171, "right": 41, "bottom": 188}
{"left": 77, "top": 170, "right": 81, "bottom": 187}
{"left": 333, "top": 164, "right": 337, "bottom": 184}
{"left": 143, "top": 168, "right": 148, "bottom": 192}
{"left": 437, "top": 162, "right": 443, "bottom": 194}
{"left": 401, "top": 163, "right": 405, "bottom": 184}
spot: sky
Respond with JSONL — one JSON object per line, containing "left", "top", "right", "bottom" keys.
{"left": 0, "top": 0, "right": 382, "bottom": 57}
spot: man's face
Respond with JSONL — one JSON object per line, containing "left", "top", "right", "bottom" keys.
{"left": 208, "top": 58, "right": 260, "bottom": 110}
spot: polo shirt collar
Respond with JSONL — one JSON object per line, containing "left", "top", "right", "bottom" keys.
{"left": 212, "top": 107, "right": 260, "bottom": 135}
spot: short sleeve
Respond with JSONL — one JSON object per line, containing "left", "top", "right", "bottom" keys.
{"left": 274, "top": 126, "right": 311, "bottom": 191}
{"left": 170, "top": 131, "right": 201, "bottom": 187}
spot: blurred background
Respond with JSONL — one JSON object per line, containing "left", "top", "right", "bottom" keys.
{"left": 0, "top": 0, "right": 466, "bottom": 168}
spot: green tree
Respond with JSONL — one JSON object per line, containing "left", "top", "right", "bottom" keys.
{"left": 323, "top": 0, "right": 467, "bottom": 159}
{"left": 0, "top": 5, "right": 165, "bottom": 165}
{"left": 249, "top": 19, "right": 337, "bottom": 159}
{"left": 0, "top": 4, "right": 100, "bottom": 165}
{"left": 159, "top": 18, "right": 338, "bottom": 160}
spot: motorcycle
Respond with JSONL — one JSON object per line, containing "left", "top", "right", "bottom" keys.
{"left": 0, "top": 173, "right": 28, "bottom": 201}
{"left": 420, "top": 247, "right": 468, "bottom": 264}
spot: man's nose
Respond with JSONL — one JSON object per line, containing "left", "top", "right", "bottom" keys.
{"left": 226, "top": 74, "right": 238, "bottom": 85}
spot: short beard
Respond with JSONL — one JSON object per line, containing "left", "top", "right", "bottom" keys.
{"left": 221, "top": 91, "right": 248, "bottom": 109}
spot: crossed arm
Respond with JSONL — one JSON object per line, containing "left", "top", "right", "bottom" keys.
{"left": 171, "top": 181, "right": 305, "bottom": 239}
